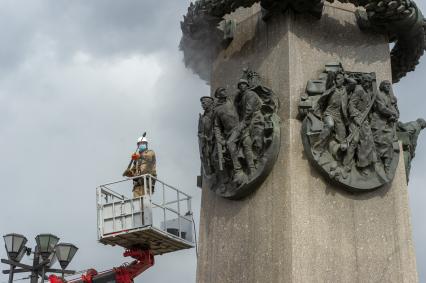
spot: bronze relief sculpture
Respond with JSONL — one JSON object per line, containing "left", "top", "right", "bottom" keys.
{"left": 397, "top": 118, "right": 426, "bottom": 182}
{"left": 198, "top": 70, "right": 280, "bottom": 199}
{"left": 299, "top": 63, "right": 401, "bottom": 191}
{"left": 186, "top": 1, "right": 426, "bottom": 193}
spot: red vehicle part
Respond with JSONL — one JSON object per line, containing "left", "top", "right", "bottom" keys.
{"left": 49, "top": 249, "right": 154, "bottom": 283}
{"left": 114, "top": 249, "right": 154, "bottom": 283}
{"left": 80, "top": 269, "right": 98, "bottom": 283}
{"left": 49, "top": 275, "right": 65, "bottom": 283}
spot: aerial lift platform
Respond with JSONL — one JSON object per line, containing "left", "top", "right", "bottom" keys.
{"left": 97, "top": 174, "right": 194, "bottom": 254}
{"left": 50, "top": 174, "right": 195, "bottom": 283}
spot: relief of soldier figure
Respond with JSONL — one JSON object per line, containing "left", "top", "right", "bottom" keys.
{"left": 397, "top": 118, "right": 426, "bottom": 182}
{"left": 299, "top": 63, "right": 401, "bottom": 191}
{"left": 198, "top": 69, "right": 281, "bottom": 200}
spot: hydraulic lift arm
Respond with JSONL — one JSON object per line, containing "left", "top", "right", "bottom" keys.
{"left": 49, "top": 249, "right": 154, "bottom": 283}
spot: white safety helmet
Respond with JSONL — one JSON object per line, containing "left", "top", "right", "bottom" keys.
{"left": 137, "top": 136, "right": 148, "bottom": 144}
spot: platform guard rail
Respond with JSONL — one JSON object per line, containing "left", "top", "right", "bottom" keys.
{"left": 96, "top": 174, "right": 194, "bottom": 255}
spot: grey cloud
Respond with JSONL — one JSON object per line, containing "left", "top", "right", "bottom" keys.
{"left": 39, "top": 0, "right": 186, "bottom": 54}
{"left": 0, "top": 0, "right": 187, "bottom": 75}
{"left": 0, "top": 16, "right": 205, "bottom": 279}
{"left": 1, "top": 1, "right": 426, "bottom": 283}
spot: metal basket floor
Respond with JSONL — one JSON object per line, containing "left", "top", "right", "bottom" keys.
{"left": 99, "top": 225, "right": 194, "bottom": 255}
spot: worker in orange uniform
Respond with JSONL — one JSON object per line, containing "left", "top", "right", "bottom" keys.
{"left": 123, "top": 135, "right": 157, "bottom": 198}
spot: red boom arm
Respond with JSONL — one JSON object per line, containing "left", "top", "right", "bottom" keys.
{"left": 49, "top": 249, "right": 154, "bottom": 283}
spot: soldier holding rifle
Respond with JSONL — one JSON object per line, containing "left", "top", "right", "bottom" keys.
{"left": 198, "top": 96, "right": 215, "bottom": 175}
{"left": 213, "top": 87, "right": 243, "bottom": 182}
{"left": 343, "top": 75, "right": 377, "bottom": 175}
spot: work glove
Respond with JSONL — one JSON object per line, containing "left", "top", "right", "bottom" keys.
{"left": 131, "top": 153, "right": 140, "bottom": 160}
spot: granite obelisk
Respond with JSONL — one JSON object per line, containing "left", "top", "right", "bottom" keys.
{"left": 196, "top": 3, "right": 418, "bottom": 282}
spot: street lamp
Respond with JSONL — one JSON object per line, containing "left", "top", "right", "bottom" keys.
{"left": 35, "top": 234, "right": 60, "bottom": 283}
{"left": 35, "top": 234, "right": 60, "bottom": 260}
{"left": 1, "top": 233, "right": 77, "bottom": 283}
{"left": 3, "top": 234, "right": 27, "bottom": 261}
{"left": 55, "top": 243, "right": 78, "bottom": 278}
{"left": 3, "top": 234, "right": 28, "bottom": 283}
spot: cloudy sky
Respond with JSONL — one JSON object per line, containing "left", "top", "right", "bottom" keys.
{"left": 0, "top": 1, "right": 425, "bottom": 283}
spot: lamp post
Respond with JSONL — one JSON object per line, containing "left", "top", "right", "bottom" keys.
{"left": 35, "top": 234, "right": 60, "bottom": 283}
{"left": 1, "top": 234, "right": 77, "bottom": 283}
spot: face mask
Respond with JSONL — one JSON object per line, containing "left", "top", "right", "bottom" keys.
{"left": 138, "top": 143, "right": 147, "bottom": 152}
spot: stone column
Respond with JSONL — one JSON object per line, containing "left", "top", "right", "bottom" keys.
{"left": 196, "top": 3, "right": 418, "bottom": 283}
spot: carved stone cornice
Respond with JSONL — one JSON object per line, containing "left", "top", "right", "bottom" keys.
{"left": 180, "top": 0, "right": 426, "bottom": 83}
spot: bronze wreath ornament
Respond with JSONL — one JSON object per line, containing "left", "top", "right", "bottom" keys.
{"left": 180, "top": 0, "right": 425, "bottom": 83}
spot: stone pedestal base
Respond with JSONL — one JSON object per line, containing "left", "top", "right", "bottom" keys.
{"left": 196, "top": 3, "right": 418, "bottom": 283}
